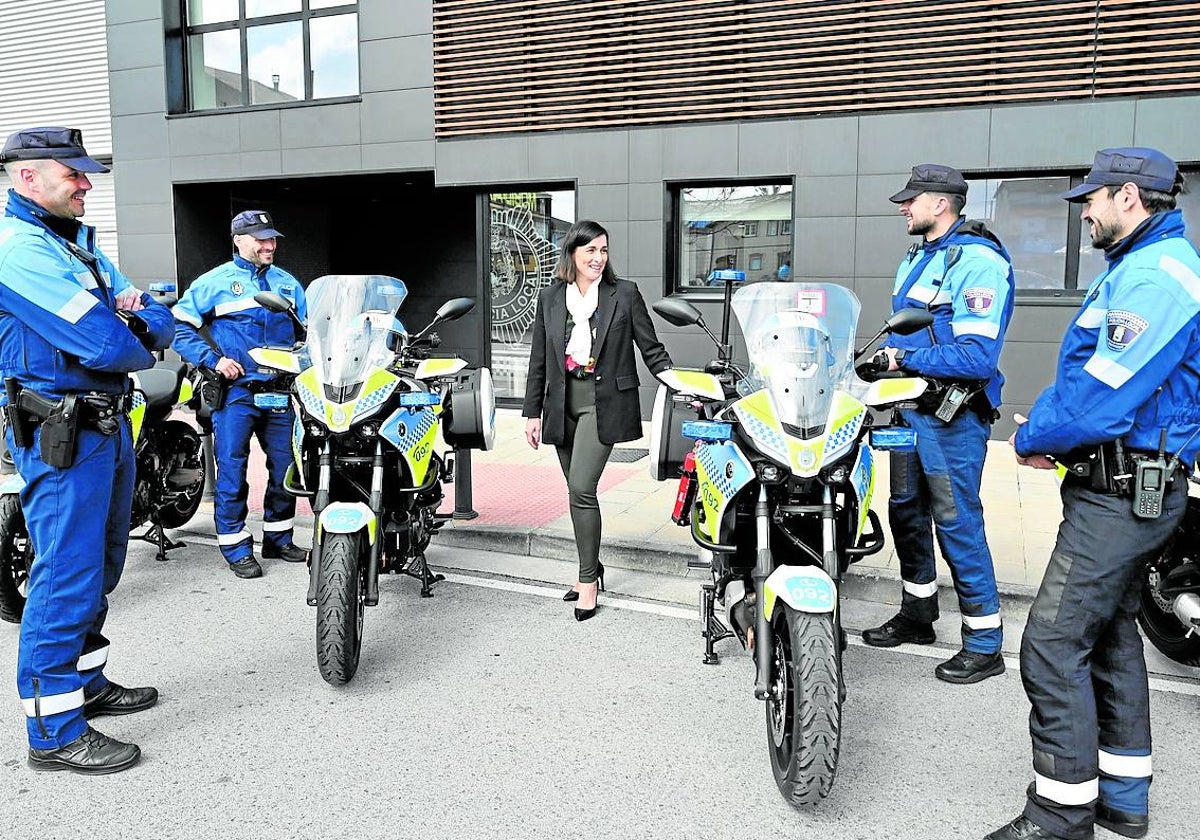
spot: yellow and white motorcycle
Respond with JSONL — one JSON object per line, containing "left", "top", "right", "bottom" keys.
{"left": 649, "top": 280, "right": 931, "bottom": 807}
{"left": 251, "top": 274, "right": 494, "bottom": 685}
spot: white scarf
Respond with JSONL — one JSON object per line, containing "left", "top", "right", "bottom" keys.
{"left": 565, "top": 280, "right": 600, "bottom": 366}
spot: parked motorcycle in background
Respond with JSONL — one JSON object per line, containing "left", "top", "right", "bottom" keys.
{"left": 0, "top": 289, "right": 208, "bottom": 622}
{"left": 1139, "top": 473, "right": 1200, "bottom": 666}
{"left": 250, "top": 274, "right": 495, "bottom": 686}
{"left": 648, "top": 277, "right": 932, "bottom": 806}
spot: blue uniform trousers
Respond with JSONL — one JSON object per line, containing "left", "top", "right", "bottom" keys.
{"left": 888, "top": 408, "right": 1002, "bottom": 653}
{"left": 1020, "top": 478, "right": 1183, "bottom": 839}
{"left": 10, "top": 419, "right": 135, "bottom": 749}
{"left": 212, "top": 387, "right": 296, "bottom": 563}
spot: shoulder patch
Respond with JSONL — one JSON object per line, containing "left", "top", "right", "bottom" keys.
{"left": 963, "top": 287, "right": 995, "bottom": 315}
{"left": 1106, "top": 309, "right": 1147, "bottom": 351}
{"left": 231, "top": 280, "right": 245, "bottom": 297}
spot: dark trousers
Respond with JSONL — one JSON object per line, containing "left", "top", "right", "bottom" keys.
{"left": 554, "top": 376, "right": 612, "bottom": 584}
{"left": 1021, "top": 477, "right": 1186, "bottom": 838}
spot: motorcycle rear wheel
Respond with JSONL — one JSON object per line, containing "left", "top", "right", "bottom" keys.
{"left": 766, "top": 606, "right": 842, "bottom": 807}
{"left": 1139, "top": 560, "right": 1200, "bottom": 667}
{"left": 316, "top": 531, "right": 366, "bottom": 685}
{"left": 0, "top": 494, "right": 32, "bottom": 624}
{"left": 154, "top": 420, "right": 207, "bottom": 530}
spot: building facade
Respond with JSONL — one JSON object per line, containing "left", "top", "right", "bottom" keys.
{"left": 106, "top": 0, "right": 1200, "bottom": 437}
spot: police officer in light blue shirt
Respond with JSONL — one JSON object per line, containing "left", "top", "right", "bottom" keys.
{"left": 173, "top": 211, "right": 308, "bottom": 579}
{"left": 861, "top": 164, "right": 1015, "bottom": 686}
{"left": 988, "top": 149, "right": 1200, "bottom": 840}
{"left": 0, "top": 127, "right": 175, "bottom": 774}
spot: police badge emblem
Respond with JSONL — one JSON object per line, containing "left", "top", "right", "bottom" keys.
{"left": 964, "top": 287, "right": 995, "bottom": 315}
{"left": 1106, "top": 310, "right": 1147, "bottom": 352}
{"left": 231, "top": 281, "right": 244, "bottom": 296}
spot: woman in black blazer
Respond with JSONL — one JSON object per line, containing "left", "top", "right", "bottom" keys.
{"left": 523, "top": 220, "right": 672, "bottom": 621}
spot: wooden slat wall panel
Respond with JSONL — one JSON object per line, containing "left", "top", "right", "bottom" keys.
{"left": 432, "top": 0, "right": 1200, "bottom": 137}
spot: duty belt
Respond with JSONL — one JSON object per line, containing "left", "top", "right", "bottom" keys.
{"left": 1059, "top": 441, "right": 1185, "bottom": 496}
{"left": 10, "top": 388, "right": 129, "bottom": 435}
{"left": 240, "top": 378, "right": 288, "bottom": 394}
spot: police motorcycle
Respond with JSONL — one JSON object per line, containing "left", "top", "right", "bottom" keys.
{"left": 0, "top": 288, "right": 208, "bottom": 623}
{"left": 647, "top": 277, "right": 932, "bottom": 806}
{"left": 249, "top": 274, "right": 495, "bottom": 685}
{"left": 1139, "top": 466, "right": 1200, "bottom": 667}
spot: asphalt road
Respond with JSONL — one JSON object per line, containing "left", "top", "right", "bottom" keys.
{"left": 1, "top": 537, "right": 1198, "bottom": 840}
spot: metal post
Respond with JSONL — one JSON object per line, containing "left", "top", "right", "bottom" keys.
{"left": 452, "top": 447, "right": 479, "bottom": 520}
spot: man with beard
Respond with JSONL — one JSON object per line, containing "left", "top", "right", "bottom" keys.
{"left": 861, "top": 164, "right": 1015, "bottom": 685}
{"left": 0, "top": 126, "right": 175, "bottom": 773}
{"left": 987, "top": 148, "right": 1200, "bottom": 840}
{"left": 173, "top": 211, "right": 308, "bottom": 578}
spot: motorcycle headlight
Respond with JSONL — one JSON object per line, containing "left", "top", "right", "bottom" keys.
{"left": 826, "top": 465, "right": 849, "bottom": 484}
{"left": 306, "top": 423, "right": 326, "bottom": 439}
{"left": 757, "top": 462, "right": 785, "bottom": 484}
{"left": 359, "top": 423, "right": 378, "bottom": 439}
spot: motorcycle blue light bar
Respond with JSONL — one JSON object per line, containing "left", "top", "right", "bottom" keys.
{"left": 708, "top": 270, "right": 746, "bottom": 282}
{"left": 682, "top": 420, "right": 733, "bottom": 441}
{"left": 399, "top": 391, "right": 441, "bottom": 407}
{"left": 149, "top": 282, "right": 176, "bottom": 293}
{"left": 869, "top": 427, "right": 917, "bottom": 451}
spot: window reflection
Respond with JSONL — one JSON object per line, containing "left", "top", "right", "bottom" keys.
{"left": 188, "top": 30, "right": 242, "bottom": 110}
{"left": 676, "top": 184, "right": 793, "bottom": 290}
{"left": 188, "top": 0, "right": 239, "bottom": 25}
{"left": 246, "top": 0, "right": 301, "bottom": 17}
{"left": 311, "top": 14, "right": 360, "bottom": 99}
{"left": 964, "top": 177, "right": 1071, "bottom": 292}
{"left": 247, "top": 22, "right": 303, "bottom": 104}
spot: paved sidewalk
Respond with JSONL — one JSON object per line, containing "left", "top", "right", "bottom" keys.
{"left": 232, "top": 407, "right": 1063, "bottom": 601}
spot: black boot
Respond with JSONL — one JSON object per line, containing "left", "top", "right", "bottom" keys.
{"left": 935, "top": 648, "right": 1005, "bottom": 684}
{"left": 263, "top": 543, "right": 309, "bottom": 563}
{"left": 229, "top": 556, "right": 263, "bottom": 578}
{"left": 28, "top": 727, "right": 141, "bottom": 775}
{"left": 84, "top": 682, "right": 159, "bottom": 719}
{"left": 862, "top": 613, "right": 935, "bottom": 647}
{"left": 1095, "top": 802, "right": 1148, "bottom": 839}
{"left": 984, "top": 815, "right": 1076, "bottom": 840}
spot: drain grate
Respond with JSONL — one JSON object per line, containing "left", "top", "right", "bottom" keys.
{"left": 608, "top": 447, "right": 648, "bottom": 463}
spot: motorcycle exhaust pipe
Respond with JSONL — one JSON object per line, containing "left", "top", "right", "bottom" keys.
{"left": 1172, "top": 593, "right": 1200, "bottom": 631}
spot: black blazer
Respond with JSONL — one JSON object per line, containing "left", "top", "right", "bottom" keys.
{"left": 523, "top": 278, "right": 671, "bottom": 446}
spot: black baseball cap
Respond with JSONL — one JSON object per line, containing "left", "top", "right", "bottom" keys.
{"left": 889, "top": 164, "right": 968, "bottom": 203}
{"left": 1060, "top": 147, "right": 1179, "bottom": 202}
{"left": 0, "top": 126, "right": 109, "bottom": 173}
{"left": 231, "top": 210, "right": 283, "bottom": 239}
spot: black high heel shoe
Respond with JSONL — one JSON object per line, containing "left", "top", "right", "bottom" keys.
{"left": 563, "top": 562, "right": 604, "bottom": 601}
{"left": 573, "top": 567, "right": 604, "bottom": 621}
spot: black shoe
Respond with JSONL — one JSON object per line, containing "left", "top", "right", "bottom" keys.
{"left": 1095, "top": 803, "right": 1148, "bottom": 839}
{"left": 936, "top": 649, "right": 1005, "bottom": 684}
{"left": 574, "top": 606, "right": 597, "bottom": 622}
{"left": 229, "top": 556, "right": 263, "bottom": 578}
{"left": 263, "top": 543, "right": 309, "bottom": 563}
{"left": 862, "top": 614, "right": 936, "bottom": 647}
{"left": 984, "top": 816, "right": 1075, "bottom": 840}
{"left": 83, "top": 682, "right": 159, "bottom": 719}
{"left": 563, "top": 562, "right": 604, "bottom": 602}
{"left": 28, "top": 727, "right": 141, "bottom": 775}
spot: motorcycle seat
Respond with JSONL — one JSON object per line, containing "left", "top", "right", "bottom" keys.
{"left": 133, "top": 367, "right": 183, "bottom": 411}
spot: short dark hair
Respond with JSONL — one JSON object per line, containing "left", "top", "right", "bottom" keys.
{"left": 554, "top": 219, "right": 617, "bottom": 284}
{"left": 1107, "top": 173, "right": 1183, "bottom": 214}
{"left": 930, "top": 191, "right": 966, "bottom": 216}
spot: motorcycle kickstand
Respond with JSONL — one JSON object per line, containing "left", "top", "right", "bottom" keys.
{"left": 407, "top": 553, "right": 445, "bottom": 598}
{"left": 700, "top": 581, "right": 733, "bottom": 665}
{"left": 133, "top": 519, "right": 185, "bottom": 562}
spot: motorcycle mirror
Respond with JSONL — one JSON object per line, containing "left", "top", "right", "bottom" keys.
{"left": 254, "top": 291, "right": 292, "bottom": 313}
{"left": 885, "top": 308, "right": 935, "bottom": 336}
{"left": 653, "top": 298, "right": 704, "bottom": 328}
{"left": 434, "top": 297, "right": 476, "bottom": 323}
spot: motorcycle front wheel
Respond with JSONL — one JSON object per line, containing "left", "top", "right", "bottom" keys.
{"left": 766, "top": 606, "right": 842, "bottom": 807}
{"left": 0, "top": 494, "right": 33, "bottom": 623}
{"left": 1139, "top": 560, "right": 1200, "bottom": 667}
{"left": 316, "top": 531, "right": 366, "bottom": 685}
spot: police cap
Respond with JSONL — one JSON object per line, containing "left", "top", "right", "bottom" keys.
{"left": 889, "top": 164, "right": 968, "bottom": 203}
{"left": 1060, "top": 147, "right": 1180, "bottom": 202}
{"left": 231, "top": 210, "right": 283, "bottom": 240}
{"left": 0, "top": 126, "right": 109, "bottom": 173}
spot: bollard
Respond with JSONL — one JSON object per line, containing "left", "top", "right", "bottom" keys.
{"left": 452, "top": 447, "right": 479, "bottom": 520}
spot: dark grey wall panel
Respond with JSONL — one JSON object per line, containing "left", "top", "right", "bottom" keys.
{"left": 239, "top": 111, "right": 283, "bottom": 152}
{"left": 858, "top": 108, "right": 991, "bottom": 174}
{"left": 796, "top": 175, "right": 857, "bottom": 219}
{"left": 435, "top": 136, "right": 529, "bottom": 185}
{"left": 794, "top": 217, "right": 857, "bottom": 278}
{"left": 361, "top": 35, "right": 433, "bottom": 93}
{"left": 660, "top": 124, "right": 740, "bottom": 180}
{"left": 173, "top": 153, "right": 242, "bottom": 183}
{"left": 281, "top": 145, "right": 363, "bottom": 175}
{"left": 280, "top": 103, "right": 362, "bottom": 149}
{"left": 169, "top": 114, "right": 240, "bottom": 157}
{"left": 113, "top": 156, "right": 173, "bottom": 205}
{"left": 527, "top": 131, "right": 630, "bottom": 185}
{"left": 109, "top": 67, "right": 165, "bottom": 117}
{"left": 1133, "top": 96, "right": 1200, "bottom": 158}
{"left": 854, "top": 216, "right": 911, "bottom": 278}
{"left": 580, "top": 185, "right": 630, "bottom": 227}
{"left": 628, "top": 182, "right": 663, "bottom": 221}
{"left": 988, "top": 100, "right": 1136, "bottom": 168}
{"left": 796, "top": 116, "right": 859, "bottom": 176}
{"left": 628, "top": 130, "right": 663, "bottom": 183}
{"left": 113, "top": 113, "right": 169, "bottom": 161}
{"left": 361, "top": 141, "right": 435, "bottom": 171}
{"left": 737, "top": 120, "right": 801, "bottom": 176}
{"left": 360, "top": 0, "right": 432, "bottom": 41}
{"left": 104, "top": 0, "right": 160, "bottom": 26}
{"left": 106, "top": 19, "right": 164, "bottom": 72}
{"left": 240, "top": 151, "right": 283, "bottom": 177}
{"left": 625, "top": 220, "right": 664, "bottom": 282}
{"left": 361, "top": 89, "right": 435, "bottom": 144}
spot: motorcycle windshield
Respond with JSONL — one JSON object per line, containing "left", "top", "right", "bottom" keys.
{"left": 732, "top": 282, "right": 861, "bottom": 431}
{"left": 304, "top": 275, "right": 410, "bottom": 388}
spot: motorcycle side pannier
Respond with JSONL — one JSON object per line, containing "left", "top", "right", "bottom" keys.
{"left": 648, "top": 383, "right": 694, "bottom": 482}
{"left": 442, "top": 367, "right": 496, "bottom": 451}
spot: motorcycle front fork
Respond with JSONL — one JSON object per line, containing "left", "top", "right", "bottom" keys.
{"left": 753, "top": 486, "right": 775, "bottom": 700}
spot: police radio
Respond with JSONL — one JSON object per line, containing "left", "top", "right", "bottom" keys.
{"left": 1132, "top": 431, "right": 1170, "bottom": 520}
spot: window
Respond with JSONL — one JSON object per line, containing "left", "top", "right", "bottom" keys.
{"left": 181, "top": 0, "right": 358, "bottom": 111}
{"left": 671, "top": 181, "right": 794, "bottom": 291}
{"left": 766, "top": 220, "right": 778, "bottom": 236}
{"left": 781, "top": 220, "right": 792, "bottom": 236}
{"left": 964, "top": 169, "right": 1200, "bottom": 297}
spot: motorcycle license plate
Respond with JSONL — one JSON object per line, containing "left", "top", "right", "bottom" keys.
{"left": 253, "top": 392, "right": 289, "bottom": 410}
{"left": 869, "top": 427, "right": 917, "bottom": 451}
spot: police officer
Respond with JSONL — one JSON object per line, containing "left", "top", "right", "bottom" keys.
{"left": 987, "top": 148, "right": 1200, "bottom": 840}
{"left": 173, "top": 211, "right": 308, "bottom": 578}
{"left": 0, "top": 127, "right": 175, "bottom": 773}
{"left": 861, "top": 164, "right": 1014, "bottom": 684}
